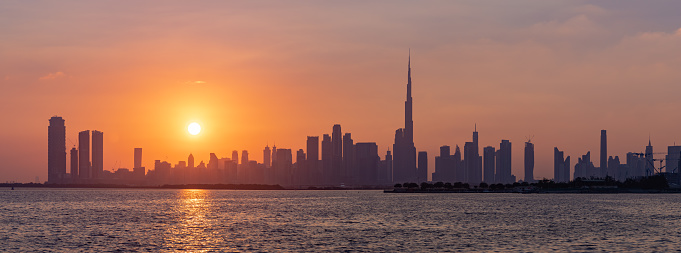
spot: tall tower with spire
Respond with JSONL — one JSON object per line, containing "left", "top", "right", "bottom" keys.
{"left": 393, "top": 51, "right": 418, "bottom": 183}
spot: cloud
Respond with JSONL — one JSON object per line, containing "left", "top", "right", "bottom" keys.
{"left": 39, "top": 71, "right": 66, "bottom": 80}
{"left": 185, "top": 80, "right": 206, "bottom": 85}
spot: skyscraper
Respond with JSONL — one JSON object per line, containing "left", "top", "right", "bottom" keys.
{"left": 332, "top": 124, "right": 343, "bottom": 184}
{"left": 91, "top": 130, "right": 103, "bottom": 179}
{"left": 645, "top": 139, "right": 653, "bottom": 176}
{"left": 232, "top": 150, "right": 239, "bottom": 165}
{"left": 342, "top": 133, "right": 354, "bottom": 183}
{"left": 70, "top": 147, "right": 78, "bottom": 178}
{"left": 496, "top": 140, "right": 512, "bottom": 184}
{"left": 393, "top": 52, "right": 417, "bottom": 183}
{"left": 188, "top": 153, "right": 194, "bottom": 168}
{"left": 263, "top": 145, "right": 271, "bottom": 168}
{"left": 417, "top": 151, "right": 428, "bottom": 183}
{"left": 78, "top": 130, "right": 90, "bottom": 179}
{"left": 600, "top": 130, "right": 607, "bottom": 178}
{"left": 321, "top": 134, "right": 332, "bottom": 185}
{"left": 483, "top": 146, "right": 495, "bottom": 183}
{"left": 524, "top": 141, "right": 534, "bottom": 183}
{"left": 241, "top": 150, "right": 249, "bottom": 165}
{"left": 48, "top": 116, "right": 66, "bottom": 183}
{"left": 464, "top": 127, "right": 482, "bottom": 185}
{"left": 134, "top": 148, "right": 142, "bottom": 169}
{"left": 306, "top": 136, "right": 319, "bottom": 185}
{"left": 356, "top": 142, "right": 379, "bottom": 185}
{"left": 554, "top": 148, "right": 564, "bottom": 182}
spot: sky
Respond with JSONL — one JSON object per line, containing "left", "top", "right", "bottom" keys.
{"left": 2, "top": 1, "right": 681, "bottom": 183}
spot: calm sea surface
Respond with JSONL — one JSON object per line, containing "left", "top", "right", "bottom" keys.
{"left": 1, "top": 188, "right": 680, "bottom": 252}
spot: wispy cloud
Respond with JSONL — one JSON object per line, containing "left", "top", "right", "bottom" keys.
{"left": 185, "top": 80, "right": 206, "bottom": 85}
{"left": 39, "top": 71, "right": 66, "bottom": 80}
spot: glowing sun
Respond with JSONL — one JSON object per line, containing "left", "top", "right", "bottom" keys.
{"left": 188, "top": 122, "right": 201, "bottom": 135}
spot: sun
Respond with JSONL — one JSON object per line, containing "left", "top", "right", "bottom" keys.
{"left": 188, "top": 122, "right": 201, "bottom": 135}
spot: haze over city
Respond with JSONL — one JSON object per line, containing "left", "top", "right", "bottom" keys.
{"left": 3, "top": 1, "right": 681, "bottom": 183}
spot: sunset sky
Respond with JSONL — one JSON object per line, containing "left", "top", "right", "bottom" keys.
{"left": 2, "top": 1, "right": 681, "bottom": 183}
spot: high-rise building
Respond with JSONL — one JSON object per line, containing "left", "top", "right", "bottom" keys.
{"left": 433, "top": 145, "right": 454, "bottom": 182}
{"left": 331, "top": 124, "right": 343, "bottom": 184}
{"left": 554, "top": 147, "right": 564, "bottom": 181}
{"left": 241, "top": 150, "right": 249, "bottom": 165}
{"left": 496, "top": 140, "right": 512, "bottom": 184}
{"left": 384, "top": 149, "right": 393, "bottom": 184}
{"left": 600, "top": 130, "right": 607, "bottom": 178}
{"left": 666, "top": 146, "right": 681, "bottom": 174}
{"left": 91, "top": 130, "right": 103, "bottom": 179}
{"left": 275, "top": 148, "right": 293, "bottom": 185}
{"left": 483, "top": 146, "right": 495, "bottom": 183}
{"left": 307, "top": 137, "right": 319, "bottom": 162}
{"left": 48, "top": 116, "right": 67, "bottom": 183}
{"left": 263, "top": 145, "right": 271, "bottom": 168}
{"left": 342, "top": 133, "right": 354, "bottom": 183}
{"left": 306, "top": 136, "right": 319, "bottom": 185}
{"left": 392, "top": 52, "right": 417, "bottom": 183}
{"left": 134, "top": 148, "right": 142, "bottom": 169}
{"left": 321, "top": 134, "right": 332, "bottom": 185}
{"left": 524, "top": 141, "right": 534, "bottom": 183}
{"left": 417, "top": 151, "right": 428, "bottom": 182}
{"left": 232, "top": 150, "right": 239, "bottom": 165}
{"left": 70, "top": 147, "right": 78, "bottom": 178}
{"left": 356, "top": 142, "right": 379, "bottom": 185}
{"left": 78, "top": 130, "right": 90, "bottom": 179}
{"left": 188, "top": 153, "right": 195, "bottom": 168}
{"left": 645, "top": 139, "right": 653, "bottom": 176}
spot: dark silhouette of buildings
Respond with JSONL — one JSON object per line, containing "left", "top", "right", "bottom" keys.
{"left": 496, "top": 139, "right": 512, "bottom": 184}
{"left": 78, "top": 130, "right": 90, "bottom": 179}
{"left": 91, "top": 130, "right": 103, "bottom": 179}
{"left": 356, "top": 142, "right": 379, "bottom": 185}
{"left": 134, "top": 148, "right": 142, "bottom": 169}
{"left": 524, "top": 141, "right": 534, "bottom": 183}
{"left": 645, "top": 139, "right": 654, "bottom": 176}
{"left": 393, "top": 53, "right": 417, "bottom": 183}
{"left": 306, "top": 136, "right": 319, "bottom": 185}
{"left": 343, "top": 133, "right": 354, "bottom": 183}
{"left": 263, "top": 145, "right": 271, "bottom": 168}
{"left": 600, "top": 130, "right": 607, "bottom": 178}
{"left": 554, "top": 148, "right": 566, "bottom": 182}
{"left": 332, "top": 124, "right": 343, "bottom": 185}
{"left": 70, "top": 147, "right": 78, "bottom": 178}
{"left": 434, "top": 145, "right": 455, "bottom": 182}
{"left": 188, "top": 153, "right": 194, "bottom": 168}
{"left": 321, "top": 134, "right": 332, "bottom": 184}
{"left": 48, "top": 116, "right": 66, "bottom": 183}
{"left": 417, "top": 151, "right": 428, "bottom": 182}
{"left": 483, "top": 146, "right": 495, "bottom": 183}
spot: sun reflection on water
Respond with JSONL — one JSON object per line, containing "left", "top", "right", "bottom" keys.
{"left": 163, "top": 189, "right": 225, "bottom": 252}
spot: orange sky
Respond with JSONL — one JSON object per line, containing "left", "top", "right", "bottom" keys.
{"left": 2, "top": 1, "right": 681, "bottom": 183}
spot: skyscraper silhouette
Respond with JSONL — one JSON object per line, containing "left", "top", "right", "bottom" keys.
{"left": 91, "top": 130, "right": 103, "bottom": 179}
{"left": 321, "top": 134, "right": 332, "bottom": 184}
{"left": 70, "top": 147, "right": 78, "bottom": 178}
{"left": 332, "top": 124, "right": 343, "bottom": 184}
{"left": 524, "top": 141, "right": 534, "bottom": 183}
{"left": 263, "top": 145, "right": 271, "bottom": 168}
{"left": 232, "top": 150, "right": 239, "bottom": 165}
{"left": 417, "top": 151, "right": 428, "bottom": 183}
{"left": 393, "top": 52, "right": 417, "bottom": 183}
{"left": 134, "top": 148, "right": 142, "bottom": 169}
{"left": 241, "top": 150, "right": 249, "bottom": 165}
{"left": 306, "top": 136, "right": 319, "bottom": 184}
{"left": 342, "top": 133, "right": 354, "bottom": 183}
{"left": 496, "top": 140, "right": 512, "bottom": 184}
{"left": 48, "top": 116, "right": 66, "bottom": 183}
{"left": 78, "top": 130, "right": 90, "bottom": 179}
{"left": 483, "top": 146, "right": 495, "bottom": 183}
{"left": 600, "top": 130, "right": 607, "bottom": 178}
{"left": 188, "top": 153, "right": 194, "bottom": 168}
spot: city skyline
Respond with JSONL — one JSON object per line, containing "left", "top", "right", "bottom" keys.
{"left": 4, "top": 1, "right": 681, "bottom": 182}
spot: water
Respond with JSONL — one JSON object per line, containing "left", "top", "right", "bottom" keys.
{"left": 1, "top": 189, "right": 681, "bottom": 252}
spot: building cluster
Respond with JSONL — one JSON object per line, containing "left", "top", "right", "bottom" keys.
{"left": 47, "top": 116, "right": 108, "bottom": 183}
{"left": 46, "top": 55, "right": 681, "bottom": 186}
